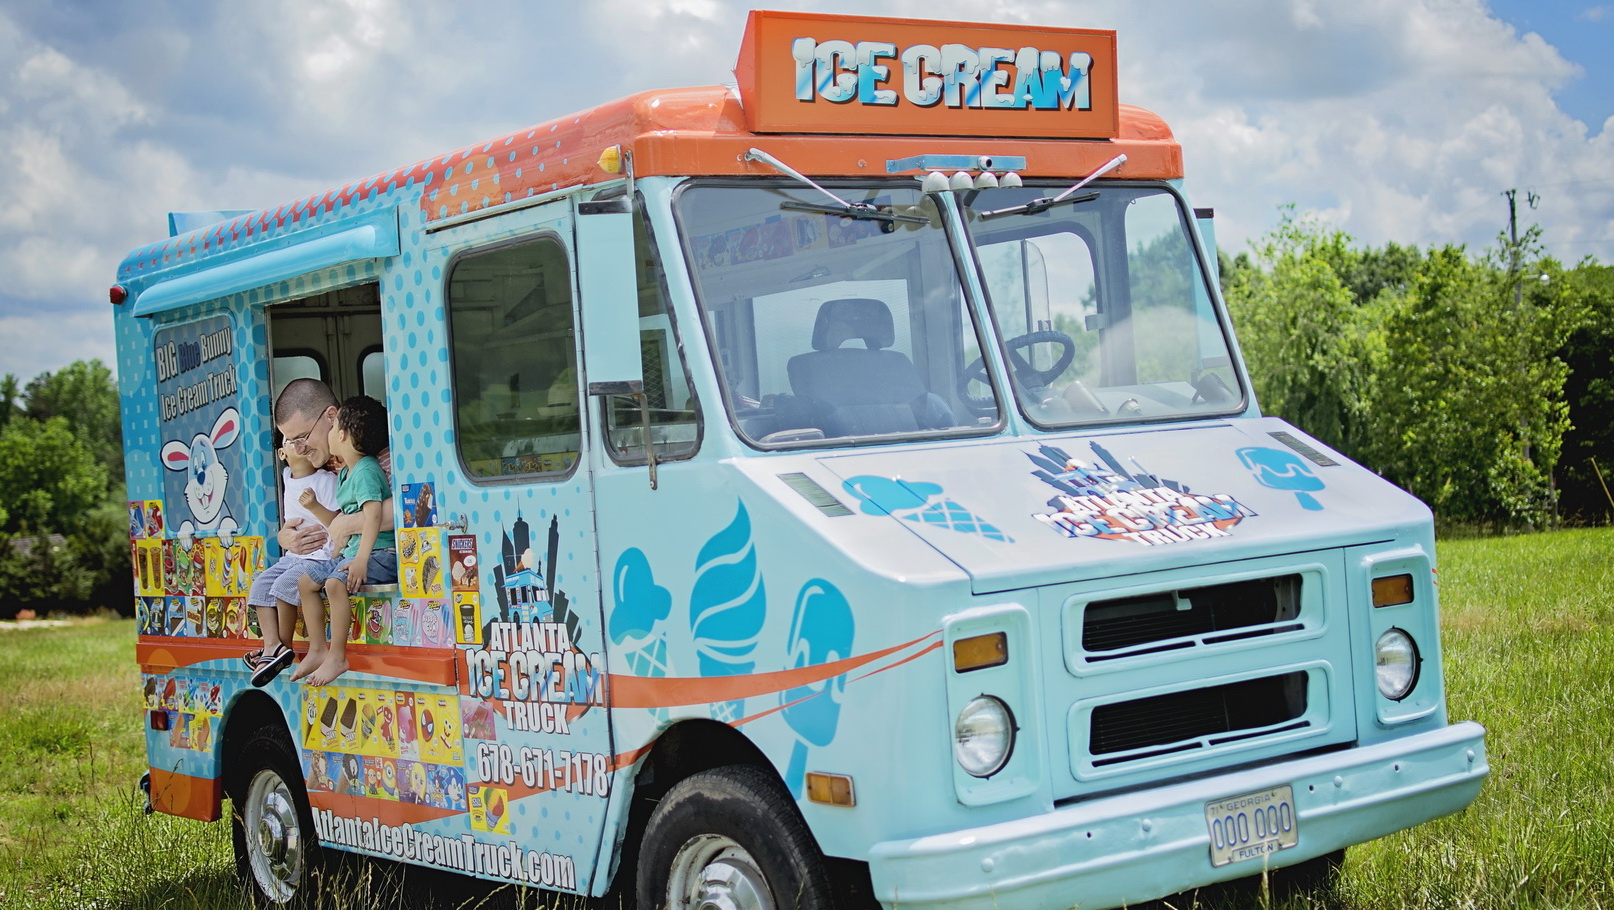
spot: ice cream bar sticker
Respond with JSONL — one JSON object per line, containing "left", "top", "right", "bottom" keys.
{"left": 449, "top": 535, "right": 478, "bottom": 592}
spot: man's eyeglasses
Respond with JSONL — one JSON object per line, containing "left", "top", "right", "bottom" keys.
{"left": 285, "top": 411, "right": 331, "bottom": 451}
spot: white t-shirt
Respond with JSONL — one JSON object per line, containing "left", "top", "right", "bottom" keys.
{"left": 283, "top": 466, "right": 339, "bottom": 561}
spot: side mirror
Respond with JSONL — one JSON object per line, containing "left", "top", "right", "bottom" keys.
{"left": 577, "top": 202, "right": 658, "bottom": 490}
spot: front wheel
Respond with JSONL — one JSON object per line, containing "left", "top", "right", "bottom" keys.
{"left": 230, "top": 726, "right": 318, "bottom": 905}
{"left": 637, "top": 764, "right": 833, "bottom": 910}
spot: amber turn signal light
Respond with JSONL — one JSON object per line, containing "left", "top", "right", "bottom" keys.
{"left": 1372, "top": 574, "right": 1415, "bottom": 607}
{"left": 952, "top": 632, "right": 1008, "bottom": 672}
{"left": 805, "top": 772, "right": 856, "bottom": 807}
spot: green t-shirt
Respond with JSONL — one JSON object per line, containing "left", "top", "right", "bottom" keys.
{"left": 336, "top": 455, "right": 395, "bottom": 558}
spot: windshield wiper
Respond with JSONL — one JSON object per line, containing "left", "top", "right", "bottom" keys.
{"left": 977, "top": 153, "right": 1127, "bottom": 220}
{"left": 777, "top": 199, "right": 928, "bottom": 224}
{"left": 746, "top": 148, "right": 929, "bottom": 225}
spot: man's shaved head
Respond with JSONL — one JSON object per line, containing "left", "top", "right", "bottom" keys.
{"left": 274, "top": 378, "right": 338, "bottom": 424}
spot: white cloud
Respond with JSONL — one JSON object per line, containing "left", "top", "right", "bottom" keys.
{"left": 0, "top": 309, "right": 117, "bottom": 382}
{"left": 0, "top": 0, "right": 1610, "bottom": 384}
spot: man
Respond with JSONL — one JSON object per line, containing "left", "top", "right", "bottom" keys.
{"left": 274, "top": 378, "right": 393, "bottom": 556}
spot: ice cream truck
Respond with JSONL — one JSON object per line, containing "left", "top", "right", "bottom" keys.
{"left": 115, "top": 10, "right": 1487, "bottom": 909}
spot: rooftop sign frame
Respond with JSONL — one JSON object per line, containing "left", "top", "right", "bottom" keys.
{"left": 735, "top": 9, "right": 1119, "bottom": 139}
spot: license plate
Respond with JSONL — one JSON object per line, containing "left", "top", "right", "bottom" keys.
{"left": 1204, "top": 785, "right": 1299, "bottom": 867}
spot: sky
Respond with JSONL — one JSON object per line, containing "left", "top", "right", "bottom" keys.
{"left": 1, "top": 0, "right": 1610, "bottom": 385}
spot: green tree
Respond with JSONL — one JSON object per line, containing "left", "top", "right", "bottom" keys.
{"left": 1365, "top": 232, "right": 1582, "bottom": 525}
{"left": 1225, "top": 212, "right": 1587, "bottom": 527}
{"left": 1222, "top": 210, "right": 1381, "bottom": 456}
{"left": 0, "top": 416, "right": 118, "bottom": 616}
{"left": 1553, "top": 261, "right": 1614, "bottom": 521}
{"left": 0, "top": 416, "right": 108, "bottom": 535}
{"left": 1319, "top": 239, "right": 1425, "bottom": 306}
{"left": 0, "top": 373, "right": 19, "bottom": 436}
{"left": 23, "top": 359, "right": 123, "bottom": 488}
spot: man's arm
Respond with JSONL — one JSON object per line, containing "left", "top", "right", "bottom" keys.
{"left": 277, "top": 517, "right": 328, "bottom": 556}
{"left": 328, "top": 484, "right": 393, "bottom": 552}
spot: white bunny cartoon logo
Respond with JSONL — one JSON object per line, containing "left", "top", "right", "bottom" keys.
{"left": 162, "top": 407, "right": 241, "bottom": 545}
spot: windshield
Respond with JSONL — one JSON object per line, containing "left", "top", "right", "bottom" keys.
{"left": 678, "top": 183, "right": 998, "bottom": 447}
{"left": 962, "top": 185, "right": 1243, "bottom": 427}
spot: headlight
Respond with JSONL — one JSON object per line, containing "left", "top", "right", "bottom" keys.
{"left": 1375, "top": 628, "right": 1420, "bottom": 700}
{"left": 954, "top": 695, "right": 1014, "bottom": 777}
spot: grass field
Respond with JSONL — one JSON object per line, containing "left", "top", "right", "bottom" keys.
{"left": 0, "top": 527, "right": 1610, "bottom": 909}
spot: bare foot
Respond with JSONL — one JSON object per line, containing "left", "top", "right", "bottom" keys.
{"left": 289, "top": 646, "right": 326, "bottom": 682}
{"left": 304, "top": 653, "right": 350, "bottom": 687}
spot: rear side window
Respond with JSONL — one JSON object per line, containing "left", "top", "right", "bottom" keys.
{"left": 447, "top": 236, "right": 581, "bottom": 480}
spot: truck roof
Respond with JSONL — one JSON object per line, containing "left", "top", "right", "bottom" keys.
{"left": 119, "top": 8, "right": 1182, "bottom": 292}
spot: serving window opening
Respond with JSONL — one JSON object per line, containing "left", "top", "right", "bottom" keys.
{"left": 265, "top": 282, "right": 390, "bottom": 530}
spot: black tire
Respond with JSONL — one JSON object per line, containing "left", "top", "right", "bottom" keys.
{"left": 229, "top": 724, "right": 320, "bottom": 906}
{"left": 636, "top": 764, "right": 834, "bottom": 910}
{"left": 1203, "top": 848, "right": 1344, "bottom": 908}
{"left": 1266, "top": 848, "right": 1344, "bottom": 900}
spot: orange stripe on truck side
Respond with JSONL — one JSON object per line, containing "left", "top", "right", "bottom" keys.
{"left": 605, "top": 630, "right": 941, "bottom": 708}
{"left": 137, "top": 637, "right": 458, "bottom": 687}
{"left": 147, "top": 767, "right": 222, "bottom": 822}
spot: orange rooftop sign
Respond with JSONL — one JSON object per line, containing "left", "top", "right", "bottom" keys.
{"left": 734, "top": 10, "right": 1119, "bottom": 139}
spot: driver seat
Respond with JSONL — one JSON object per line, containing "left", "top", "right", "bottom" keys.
{"left": 786, "top": 298, "right": 954, "bottom": 437}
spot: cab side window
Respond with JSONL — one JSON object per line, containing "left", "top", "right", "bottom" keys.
{"left": 448, "top": 236, "right": 582, "bottom": 479}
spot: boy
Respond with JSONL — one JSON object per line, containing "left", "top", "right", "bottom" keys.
{"left": 243, "top": 435, "right": 338, "bottom": 686}
{"left": 290, "top": 395, "right": 396, "bottom": 686}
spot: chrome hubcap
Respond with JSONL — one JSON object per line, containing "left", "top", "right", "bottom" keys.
{"left": 245, "top": 769, "right": 304, "bottom": 903}
{"left": 667, "top": 834, "right": 772, "bottom": 910}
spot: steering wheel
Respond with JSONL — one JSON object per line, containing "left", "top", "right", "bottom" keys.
{"left": 957, "top": 331, "right": 1078, "bottom": 415}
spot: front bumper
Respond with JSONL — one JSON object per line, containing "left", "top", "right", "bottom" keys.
{"left": 868, "top": 721, "right": 1487, "bottom": 910}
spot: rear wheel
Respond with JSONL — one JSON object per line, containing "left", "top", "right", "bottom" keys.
{"left": 230, "top": 726, "right": 318, "bottom": 905}
{"left": 637, "top": 764, "right": 833, "bottom": 910}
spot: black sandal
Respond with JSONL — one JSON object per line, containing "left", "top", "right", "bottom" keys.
{"left": 250, "top": 645, "right": 295, "bottom": 687}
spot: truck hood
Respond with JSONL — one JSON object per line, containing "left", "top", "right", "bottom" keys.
{"left": 812, "top": 418, "right": 1429, "bottom": 594}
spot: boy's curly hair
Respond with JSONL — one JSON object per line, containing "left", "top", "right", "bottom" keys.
{"left": 335, "top": 395, "right": 389, "bottom": 457}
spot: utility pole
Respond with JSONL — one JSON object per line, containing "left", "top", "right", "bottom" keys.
{"left": 1501, "top": 187, "right": 1549, "bottom": 519}
{"left": 1502, "top": 187, "right": 1540, "bottom": 307}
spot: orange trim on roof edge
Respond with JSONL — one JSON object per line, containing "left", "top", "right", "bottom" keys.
{"left": 121, "top": 84, "right": 1180, "bottom": 275}
{"left": 422, "top": 88, "right": 1181, "bottom": 224}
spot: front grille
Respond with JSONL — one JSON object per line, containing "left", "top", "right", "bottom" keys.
{"left": 1089, "top": 671, "right": 1310, "bottom": 763}
{"left": 1082, "top": 575, "right": 1303, "bottom": 660}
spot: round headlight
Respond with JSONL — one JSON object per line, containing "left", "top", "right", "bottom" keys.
{"left": 1375, "top": 628, "right": 1420, "bottom": 700}
{"left": 954, "top": 695, "right": 1014, "bottom": 777}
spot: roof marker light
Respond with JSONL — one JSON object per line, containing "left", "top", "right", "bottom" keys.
{"left": 887, "top": 154, "right": 1027, "bottom": 174}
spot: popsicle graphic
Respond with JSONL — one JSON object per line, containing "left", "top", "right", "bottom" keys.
{"left": 487, "top": 790, "right": 506, "bottom": 830}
